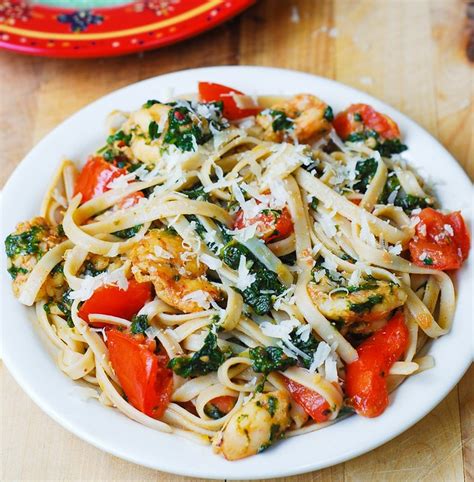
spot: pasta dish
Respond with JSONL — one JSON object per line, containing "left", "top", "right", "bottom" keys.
{"left": 5, "top": 82, "right": 470, "bottom": 460}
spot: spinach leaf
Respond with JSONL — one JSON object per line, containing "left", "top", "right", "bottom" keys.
{"left": 375, "top": 138, "right": 407, "bottom": 157}
{"left": 288, "top": 330, "right": 319, "bottom": 368}
{"left": 143, "top": 99, "right": 160, "bottom": 108}
{"left": 148, "top": 121, "right": 160, "bottom": 140}
{"left": 131, "top": 314, "right": 149, "bottom": 335}
{"left": 220, "top": 240, "right": 284, "bottom": 315}
{"left": 7, "top": 265, "right": 28, "bottom": 279}
{"left": 266, "top": 109, "right": 294, "bottom": 132}
{"left": 249, "top": 346, "right": 297, "bottom": 374}
{"left": 113, "top": 225, "right": 143, "bottom": 239}
{"left": 5, "top": 225, "right": 44, "bottom": 259}
{"left": 82, "top": 261, "right": 106, "bottom": 277}
{"left": 106, "top": 130, "right": 132, "bottom": 146}
{"left": 181, "top": 183, "right": 210, "bottom": 201}
{"left": 57, "top": 289, "right": 74, "bottom": 328}
{"left": 168, "top": 330, "right": 230, "bottom": 377}
{"left": 379, "top": 173, "right": 431, "bottom": 212}
{"left": 323, "top": 106, "right": 334, "bottom": 121}
{"left": 349, "top": 294, "right": 384, "bottom": 314}
{"left": 353, "top": 158, "right": 378, "bottom": 193}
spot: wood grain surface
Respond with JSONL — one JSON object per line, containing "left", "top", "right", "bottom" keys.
{"left": 1, "top": 0, "right": 472, "bottom": 481}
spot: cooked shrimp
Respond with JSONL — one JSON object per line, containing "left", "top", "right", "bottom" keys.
{"left": 5, "top": 217, "right": 66, "bottom": 299}
{"left": 213, "top": 391, "right": 291, "bottom": 460}
{"left": 256, "top": 94, "right": 332, "bottom": 144}
{"left": 129, "top": 229, "right": 222, "bottom": 313}
{"left": 308, "top": 275, "right": 407, "bottom": 328}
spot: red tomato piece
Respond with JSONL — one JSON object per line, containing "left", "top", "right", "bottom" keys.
{"left": 117, "top": 191, "right": 144, "bottom": 210}
{"left": 333, "top": 103, "right": 401, "bottom": 141}
{"left": 107, "top": 329, "right": 173, "bottom": 419}
{"left": 283, "top": 376, "right": 331, "bottom": 423}
{"left": 198, "top": 81, "right": 261, "bottom": 120}
{"left": 409, "top": 208, "right": 470, "bottom": 270}
{"left": 208, "top": 395, "right": 236, "bottom": 415}
{"left": 233, "top": 206, "right": 294, "bottom": 243}
{"left": 78, "top": 279, "right": 152, "bottom": 324}
{"left": 74, "top": 156, "right": 125, "bottom": 203}
{"left": 345, "top": 311, "right": 409, "bottom": 418}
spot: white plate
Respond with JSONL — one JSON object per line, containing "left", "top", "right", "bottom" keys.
{"left": 1, "top": 66, "right": 473, "bottom": 480}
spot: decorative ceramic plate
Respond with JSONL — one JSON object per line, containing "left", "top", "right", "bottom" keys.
{"left": 0, "top": 0, "right": 254, "bottom": 58}
{"left": 1, "top": 67, "right": 472, "bottom": 479}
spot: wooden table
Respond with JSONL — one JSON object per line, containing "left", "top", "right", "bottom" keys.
{"left": 1, "top": 0, "right": 472, "bottom": 480}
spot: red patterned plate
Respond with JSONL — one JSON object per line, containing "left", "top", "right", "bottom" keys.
{"left": 0, "top": 0, "right": 255, "bottom": 58}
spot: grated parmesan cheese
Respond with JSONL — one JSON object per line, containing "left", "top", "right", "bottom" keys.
{"left": 309, "top": 342, "right": 331, "bottom": 372}
{"left": 236, "top": 255, "right": 256, "bottom": 291}
{"left": 200, "top": 253, "right": 222, "bottom": 270}
{"left": 69, "top": 266, "right": 129, "bottom": 302}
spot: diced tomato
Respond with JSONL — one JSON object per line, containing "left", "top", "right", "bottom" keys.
{"left": 333, "top": 103, "right": 401, "bottom": 141}
{"left": 409, "top": 208, "right": 470, "bottom": 270}
{"left": 74, "top": 156, "right": 125, "bottom": 203}
{"left": 106, "top": 329, "right": 173, "bottom": 419}
{"left": 208, "top": 395, "right": 236, "bottom": 415}
{"left": 74, "top": 156, "right": 143, "bottom": 207}
{"left": 233, "top": 206, "right": 294, "bottom": 243}
{"left": 283, "top": 377, "right": 331, "bottom": 423}
{"left": 198, "top": 82, "right": 261, "bottom": 120}
{"left": 78, "top": 279, "right": 153, "bottom": 325}
{"left": 117, "top": 191, "right": 144, "bottom": 210}
{"left": 345, "top": 311, "right": 409, "bottom": 418}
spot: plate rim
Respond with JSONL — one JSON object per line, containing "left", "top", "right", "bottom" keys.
{"left": 0, "top": 0, "right": 255, "bottom": 58}
{"left": 1, "top": 65, "right": 473, "bottom": 480}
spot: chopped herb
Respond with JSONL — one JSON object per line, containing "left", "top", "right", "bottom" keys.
{"left": 143, "top": 99, "right": 160, "bottom": 108}
{"left": 349, "top": 294, "right": 384, "bottom": 314}
{"left": 131, "top": 314, "right": 149, "bottom": 335}
{"left": 423, "top": 257, "right": 434, "bottom": 266}
{"left": 310, "top": 197, "right": 319, "bottom": 211}
{"left": 148, "top": 121, "right": 160, "bottom": 140}
{"left": 82, "top": 261, "right": 106, "bottom": 277}
{"left": 168, "top": 329, "right": 231, "bottom": 378}
{"left": 353, "top": 112, "right": 362, "bottom": 121}
{"left": 258, "top": 423, "right": 281, "bottom": 453}
{"left": 249, "top": 346, "right": 297, "bottom": 374}
{"left": 51, "top": 262, "right": 64, "bottom": 275}
{"left": 107, "top": 130, "right": 132, "bottom": 146}
{"left": 346, "top": 132, "right": 366, "bottom": 142}
{"left": 113, "top": 225, "right": 143, "bottom": 239}
{"left": 267, "top": 109, "right": 294, "bottom": 132}
{"left": 279, "top": 251, "right": 296, "bottom": 266}
{"left": 347, "top": 281, "right": 378, "bottom": 293}
{"left": 204, "top": 403, "right": 225, "bottom": 420}
{"left": 323, "top": 106, "right": 334, "bottom": 122}
{"left": 7, "top": 265, "right": 28, "bottom": 279}
{"left": 57, "top": 289, "right": 74, "bottom": 328}
{"left": 267, "top": 395, "right": 278, "bottom": 417}
{"left": 5, "top": 225, "right": 44, "bottom": 259}
{"left": 181, "top": 183, "right": 210, "bottom": 201}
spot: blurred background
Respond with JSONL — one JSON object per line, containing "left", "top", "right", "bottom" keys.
{"left": 1, "top": 1, "right": 472, "bottom": 481}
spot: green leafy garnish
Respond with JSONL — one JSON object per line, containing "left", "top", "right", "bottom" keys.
{"left": 323, "top": 106, "right": 334, "bottom": 121}
{"left": 353, "top": 157, "right": 378, "bottom": 193}
{"left": 148, "top": 121, "right": 160, "bottom": 140}
{"left": 107, "top": 130, "right": 132, "bottom": 146}
{"left": 181, "top": 183, "right": 209, "bottom": 201}
{"left": 5, "top": 225, "right": 44, "bottom": 259}
{"left": 7, "top": 266, "right": 28, "bottom": 279}
{"left": 168, "top": 330, "right": 230, "bottom": 378}
{"left": 113, "top": 225, "right": 143, "bottom": 239}
{"left": 423, "top": 257, "right": 434, "bottom": 266}
{"left": 267, "top": 109, "right": 294, "bottom": 132}
{"left": 249, "top": 346, "right": 297, "bottom": 374}
{"left": 131, "top": 314, "right": 149, "bottom": 335}
{"left": 143, "top": 99, "right": 160, "bottom": 108}
{"left": 349, "top": 294, "right": 384, "bottom": 314}
{"left": 220, "top": 240, "right": 284, "bottom": 315}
